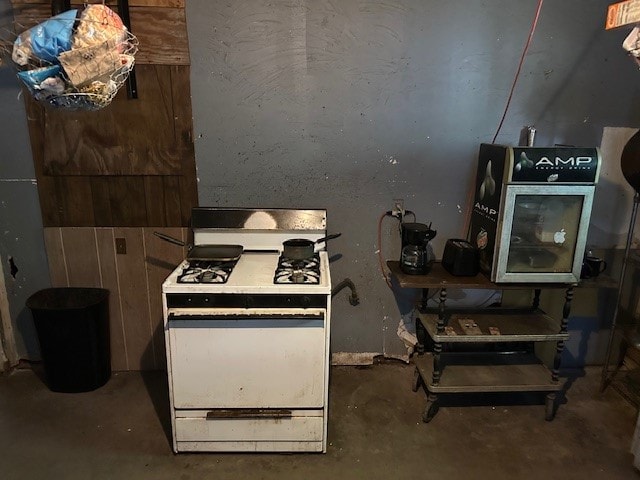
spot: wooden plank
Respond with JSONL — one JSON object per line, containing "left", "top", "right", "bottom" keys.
{"left": 170, "top": 65, "right": 198, "bottom": 224}
{"left": 11, "top": 5, "right": 189, "bottom": 65}
{"left": 95, "top": 228, "right": 128, "bottom": 371}
{"left": 419, "top": 310, "right": 570, "bottom": 343}
{"left": 163, "top": 176, "right": 183, "bottom": 226}
{"left": 131, "top": 7, "right": 190, "bottom": 65}
{"left": 178, "top": 175, "right": 198, "bottom": 226}
{"left": 90, "top": 176, "right": 114, "bottom": 227}
{"left": 415, "top": 354, "right": 564, "bottom": 393}
{"left": 143, "top": 177, "right": 167, "bottom": 226}
{"left": 0, "top": 260, "right": 19, "bottom": 366}
{"left": 143, "top": 227, "right": 185, "bottom": 369}
{"left": 124, "top": 0, "right": 185, "bottom": 7}
{"left": 43, "top": 66, "right": 183, "bottom": 176}
{"left": 11, "top": 1, "right": 185, "bottom": 8}
{"left": 42, "top": 227, "right": 68, "bottom": 286}
{"left": 387, "top": 261, "right": 576, "bottom": 290}
{"left": 108, "top": 177, "right": 148, "bottom": 226}
{"left": 170, "top": 66, "right": 194, "bottom": 162}
{"left": 114, "top": 227, "right": 154, "bottom": 370}
{"left": 60, "top": 228, "right": 102, "bottom": 287}
{"left": 23, "top": 96, "right": 60, "bottom": 227}
{"left": 54, "top": 177, "right": 95, "bottom": 226}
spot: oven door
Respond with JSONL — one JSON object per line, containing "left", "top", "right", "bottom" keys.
{"left": 167, "top": 309, "right": 326, "bottom": 409}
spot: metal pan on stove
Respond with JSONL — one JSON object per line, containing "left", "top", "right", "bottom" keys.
{"left": 282, "top": 233, "right": 341, "bottom": 260}
{"left": 153, "top": 232, "right": 243, "bottom": 262}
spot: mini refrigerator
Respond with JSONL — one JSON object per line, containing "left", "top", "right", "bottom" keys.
{"left": 468, "top": 143, "right": 601, "bottom": 283}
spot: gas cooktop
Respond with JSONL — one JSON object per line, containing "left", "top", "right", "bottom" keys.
{"left": 164, "top": 251, "right": 331, "bottom": 294}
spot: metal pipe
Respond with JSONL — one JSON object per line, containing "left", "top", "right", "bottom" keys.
{"left": 331, "top": 278, "right": 360, "bottom": 306}
{"left": 600, "top": 191, "right": 640, "bottom": 391}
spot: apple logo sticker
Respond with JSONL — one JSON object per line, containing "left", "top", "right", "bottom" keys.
{"left": 553, "top": 228, "right": 566, "bottom": 245}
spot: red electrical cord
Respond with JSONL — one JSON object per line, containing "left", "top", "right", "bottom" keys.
{"left": 462, "top": 0, "right": 544, "bottom": 237}
{"left": 491, "top": 0, "right": 544, "bottom": 144}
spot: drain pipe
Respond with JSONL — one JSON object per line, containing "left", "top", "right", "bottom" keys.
{"left": 332, "top": 278, "right": 360, "bottom": 306}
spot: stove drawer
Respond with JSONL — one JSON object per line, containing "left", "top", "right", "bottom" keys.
{"left": 175, "top": 411, "right": 324, "bottom": 443}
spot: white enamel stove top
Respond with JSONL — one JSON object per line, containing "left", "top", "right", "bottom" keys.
{"left": 162, "top": 251, "right": 331, "bottom": 295}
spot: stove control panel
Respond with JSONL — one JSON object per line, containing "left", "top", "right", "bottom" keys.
{"left": 166, "top": 293, "right": 327, "bottom": 309}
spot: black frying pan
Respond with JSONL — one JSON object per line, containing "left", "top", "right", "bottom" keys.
{"left": 283, "top": 233, "right": 341, "bottom": 260}
{"left": 153, "top": 232, "right": 243, "bottom": 262}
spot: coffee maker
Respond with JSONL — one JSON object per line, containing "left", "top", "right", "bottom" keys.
{"left": 400, "top": 222, "right": 437, "bottom": 275}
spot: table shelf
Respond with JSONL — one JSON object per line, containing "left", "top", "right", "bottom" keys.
{"left": 419, "top": 308, "right": 569, "bottom": 343}
{"left": 414, "top": 353, "right": 563, "bottom": 394}
{"left": 388, "top": 260, "right": 576, "bottom": 423}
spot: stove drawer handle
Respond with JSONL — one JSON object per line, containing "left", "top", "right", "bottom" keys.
{"left": 206, "top": 409, "right": 293, "bottom": 420}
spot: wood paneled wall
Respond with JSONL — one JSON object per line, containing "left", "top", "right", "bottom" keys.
{"left": 11, "top": 0, "right": 198, "bottom": 228}
{"left": 11, "top": 0, "right": 199, "bottom": 370}
{"left": 11, "top": 1, "right": 190, "bottom": 66}
{"left": 43, "top": 227, "right": 187, "bottom": 371}
{"left": 24, "top": 65, "right": 198, "bottom": 227}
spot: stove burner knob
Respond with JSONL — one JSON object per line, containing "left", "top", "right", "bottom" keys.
{"left": 301, "top": 296, "right": 311, "bottom": 308}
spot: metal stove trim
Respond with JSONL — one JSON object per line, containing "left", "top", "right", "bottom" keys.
{"left": 191, "top": 208, "right": 327, "bottom": 230}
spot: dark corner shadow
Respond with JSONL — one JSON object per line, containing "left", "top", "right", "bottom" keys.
{"left": 328, "top": 253, "right": 343, "bottom": 263}
{"left": 140, "top": 323, "right": 172, "bottom": 448}
{"left": 557, "top": 367, "right": 587, "bottom": 407}
{"left": 429, "top": 390, "right": 557, "bottom": 411}
{"left": 17, "top": 359, "right": 48, "bottom": 386}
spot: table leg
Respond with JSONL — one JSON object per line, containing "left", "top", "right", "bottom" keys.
{"left": 416, "top": 316, "right": 427, "bottom": 355}
{"left": 420, "top": 288, "right": 430, "bottom": 312}
{"left": 436, "top": 288, "right": 447, "bottom": 334}
{"left": 422, "top": 393, "right": 439, "bottom": 423}
{"left": 553, "top": 287, "right": 573, "bottom": 382}
{"left": 432, "top": 288, "right": 447, "bottom": 385}
{"left": 545, "top": 393, "right": 556, "bottom": 421}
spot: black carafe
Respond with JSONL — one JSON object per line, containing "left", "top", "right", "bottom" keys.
{"left": 400, "top": 222, "right": 437, "bottom": 275}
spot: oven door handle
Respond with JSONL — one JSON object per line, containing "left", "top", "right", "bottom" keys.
{"left": 168, "top": 313, "right": 324, "bottom": 321}
{"left": 206, "top": 409, "right": 293, "bottom": 420}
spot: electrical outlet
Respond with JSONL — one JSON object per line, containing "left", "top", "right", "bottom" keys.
{"left": 115, "top": 237, "right": 127, "bottom": 255}
{"left": 392, "top": 198, "right": 404, "bottom": 218}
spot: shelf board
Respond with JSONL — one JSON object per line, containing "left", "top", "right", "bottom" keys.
{"left": 419, "top": 309, "right": 569, "bottom": 343}
{"left": 387, "top": 261, "right": 575, "bottom": 290}
{"left": 415, "top": 353, "right": 564, "bottom": 393}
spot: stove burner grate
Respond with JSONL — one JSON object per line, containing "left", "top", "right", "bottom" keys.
{"left": 274, "top": 254, "right": 321, "bottom": 284}
{"left": 177, "top": 260, "right": 236, "bottom": 284}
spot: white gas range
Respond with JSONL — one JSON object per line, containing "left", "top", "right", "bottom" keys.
{"left": 162, "top": 208, "right": 332, "bottom": 453}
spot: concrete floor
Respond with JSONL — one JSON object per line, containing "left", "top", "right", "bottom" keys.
{"left": 0, "top": 362, "right": 638, "bottom": 479}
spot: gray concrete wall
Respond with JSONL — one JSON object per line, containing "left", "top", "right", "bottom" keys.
{"left": 0, "top": 0, "right": 50, "bottom": 360}
{"left": 1, "top": 0, "right": 639, "bottom": 362}
{"left": 187, "top": 0, "right": 640, "bottom": 358}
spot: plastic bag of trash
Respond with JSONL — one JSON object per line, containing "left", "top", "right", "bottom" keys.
{"left": 12, "top": 9, "right": 77, "bottom": 65}
{"left": 16, "top": 64, "right": 65, "bottom": 98}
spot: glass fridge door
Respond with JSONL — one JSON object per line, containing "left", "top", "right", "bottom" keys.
{"left": 495, "top": 185, "right": 595, "bottom": 283}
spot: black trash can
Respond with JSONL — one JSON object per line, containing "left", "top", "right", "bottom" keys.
{"left": 26, "top": 287, "right": 111, "bottom": 393}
